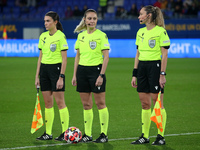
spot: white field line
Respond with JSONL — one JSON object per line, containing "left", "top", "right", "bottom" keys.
{"left": 1, "top": 132, "right": 200, "bottom": 150}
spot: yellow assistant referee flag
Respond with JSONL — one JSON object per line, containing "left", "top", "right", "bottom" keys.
{"left": 150, "top": 91, "right": 163, "bottom": 132}
{"left": 31, "top": 87, "right": 43, "bottom": 134}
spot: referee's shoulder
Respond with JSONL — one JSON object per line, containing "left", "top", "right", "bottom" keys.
{"left": 77, "top": 30, "right": 86, "bottom": 37}
{"left": 138, "top": 27, "right": 147, "bottom": 31}
{"left": 96, "top": 29, "right": 106, "bottom": 34}
{"left": 39, "top": 31, "right": 48, "bottom": 38}
{"left": 57, "top": 30, "right": 65, "bottom": 36}
{"left": 40, "top": 31, "right": 48, "bottom": 36}
{"left": 137, "top": 27, "right": 146, "bottom": 33}
{"left": 156, "top": 25, "right": 166, "bottom": 31}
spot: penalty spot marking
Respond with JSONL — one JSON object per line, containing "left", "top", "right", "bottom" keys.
{"left": 0, "top": 132, "right": 200, "bottom": 150}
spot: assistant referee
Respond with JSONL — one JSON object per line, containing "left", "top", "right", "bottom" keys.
{"left": 131, "top": 5, "right": 170, "bottom": 145}
{"left": 35, "top": 11, "right": 69, "bottom": 141}
{"left": 72, "top": 9, "right": 110, "bottom": 143}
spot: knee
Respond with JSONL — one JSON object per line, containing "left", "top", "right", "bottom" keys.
{"left": 56, "top": 100, "right": 66, "bottom": 109}
{"left": 82, "top": 102, "right": 93, "bottom": 110}
{"left": 44, "top": 100, "right": 53, "bottom": 108}
{"left": 141, "top": 102, "right": 151, "bottom": 109}
{"left": 95, "top": 101, "right": 106, "bottom": 109}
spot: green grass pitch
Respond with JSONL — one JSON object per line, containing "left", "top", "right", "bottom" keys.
{"left": 0, "top": 57, "right": 200, "bottom": 150}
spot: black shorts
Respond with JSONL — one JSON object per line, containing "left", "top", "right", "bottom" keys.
{"left": 76, "top": 64, "right": 106, "bottom": 93}
{"left": 137, "top": 60, "right": 164, "bottom": 93}
{"left": 39, "top": 63, "right": 65, "bottom": 92}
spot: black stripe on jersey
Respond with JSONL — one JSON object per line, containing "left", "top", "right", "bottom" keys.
{"left": 162, "top": 46, "right": 170, "bottom": 49}
{"left": 149, "top": 36, "right": 159, "bottom": 39}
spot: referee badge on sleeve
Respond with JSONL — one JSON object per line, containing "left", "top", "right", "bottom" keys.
{"left": 89, "top": 41, "right": 97, "bottom": 50}
{"left": 149, "top": 40, "right": 156, "bottom": 48}
{"left": 50, "top": 44, "right": 56, "bottom": 52}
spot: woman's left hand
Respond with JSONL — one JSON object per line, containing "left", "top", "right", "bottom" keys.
{"left": 159, "top": 75, "right": 166, "bottom": 89}
{"left": 95, "top": 76, "right": 103, "bottom": 87}
{"left": 57, "top": 78, "right": 64, "bottom": 89}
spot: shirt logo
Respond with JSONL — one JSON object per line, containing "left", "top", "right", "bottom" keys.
{"left": 149, "top": 40, "right": 156, "bottom": 48}
{"left": 50, "top": 44, "right": 56, "bottom": 52}
{"left": 89, "top": 41, "right": 97, "bottom": 50}
{"left": 163, "top": 40, "right": 170, "bottom": 44}
{"left": 42, "top": 37, "right": 46, "bottom": 44}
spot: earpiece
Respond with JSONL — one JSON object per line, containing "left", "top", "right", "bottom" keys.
{"left": 140, "top": 15, "right": 150, "bottom": 22}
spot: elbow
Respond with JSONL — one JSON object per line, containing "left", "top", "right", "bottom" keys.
{"left": 62, "top": 57, "right": 67, "bottom": 63}
{"left": 105, "top": 56, "right": 109, "bottom": 63}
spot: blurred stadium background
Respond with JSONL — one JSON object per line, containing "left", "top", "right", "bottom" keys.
{"left": 1, "top": 0, "right": 200, "bottom": 21}
{"left": 0, "top": 0, "right": 200, "bottom": 58}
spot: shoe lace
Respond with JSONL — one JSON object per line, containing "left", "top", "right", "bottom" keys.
{"left": 98, "top": 133, "right": 106, "bottom": 140}
{"left": 82, "top": 135, "right": 90, "bottom": 141}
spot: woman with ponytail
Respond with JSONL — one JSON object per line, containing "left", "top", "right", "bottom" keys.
{"left": 131, "top": 5, "right": 170, "bottom": 145}
{"left": 72, "top": 9, "right": 110, "bottom": 143}
{"left": 35, "top": 11, "right": 69, "bottom": 141}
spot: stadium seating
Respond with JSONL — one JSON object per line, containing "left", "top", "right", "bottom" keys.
{"left": 1, "top": 0, "right": 199, "bottom": 21}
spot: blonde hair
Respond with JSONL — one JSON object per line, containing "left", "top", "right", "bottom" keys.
{"left": 143, "top": 5, "right": 165, "bottom": 28}
{"left": 74, "top": 9, "right": 97, "bottom": 33}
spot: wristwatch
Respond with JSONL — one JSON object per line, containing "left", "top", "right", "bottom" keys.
{"left": 160, "top": 71, "right": 166, "bottom": 76}
{"left": 59, "top": 74, "right": 65, "bottom": 78}
{"left": 99, "top": 74, "right": 105, "bottom": 78}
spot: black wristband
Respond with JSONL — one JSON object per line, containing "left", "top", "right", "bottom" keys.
{"left": 132, "top": 69, "right": 138, "bottom": 77}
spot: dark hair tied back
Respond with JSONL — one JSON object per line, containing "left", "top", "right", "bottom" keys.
{"left": 45, "top": 11, "right": 63, "bottom": 31}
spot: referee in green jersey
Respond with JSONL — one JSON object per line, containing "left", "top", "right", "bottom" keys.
{"left": 72, "top": 9, "right": 110, "bottom": 143}
{"left": 35, "top": 11, "right": 69, "bottom": 141}
{"left": 131, "top": 6, "right": 170, "bottom": 145}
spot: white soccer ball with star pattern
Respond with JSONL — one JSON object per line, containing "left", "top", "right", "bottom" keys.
{"left": 64, "top": 127, "right": 82, "bottom": 143}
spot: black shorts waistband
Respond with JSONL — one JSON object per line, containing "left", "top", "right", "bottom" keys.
{"left": 41, "top": 63, "right": 61, "bottom": 66}
{"left": 78, "top": 64, "right": 102, "bottom": 68}
{"left": 139, "top": 60, "right": 161, "bottom": 64}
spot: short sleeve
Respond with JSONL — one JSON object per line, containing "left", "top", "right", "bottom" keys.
{"left": 160, "top": 29, "right": 170, "bottom": 47}
{"left": 75, "top": 34, "right": 80, "bottom": 50}
{"left": 135, "top": 31, "right": 139, "bottom": 46}
{"left": 38, "top": 35, "right": 43, "bottom": 50}
{"left": 60, "top": 34, "right": 68, "bottom": 51}
{"left": 101, "top": 33, "right": 110, "bottom": 50}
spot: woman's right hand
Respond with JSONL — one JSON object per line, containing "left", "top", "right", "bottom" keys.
{"left": 35, "top": 77, "right": 40, "bottom": 89}
{"left": 72, "top": 76, "right": 77, "bottom": 86}
{"left": 131, "top": 77, "right": 137, "bottom": 88}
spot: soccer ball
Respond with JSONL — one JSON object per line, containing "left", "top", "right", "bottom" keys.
{"left": 64, "top": 127, "right": 82, "bottom": 143}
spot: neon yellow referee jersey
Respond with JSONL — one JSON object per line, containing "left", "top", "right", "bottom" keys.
{"left": 136, "top": 25, "right": 170, "bottom": 61}
{"left": 38, "top": 30, "right": 68, "bottom": 64}
{"left": 75, "top": 29, "right": 110, "bottom": 66}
